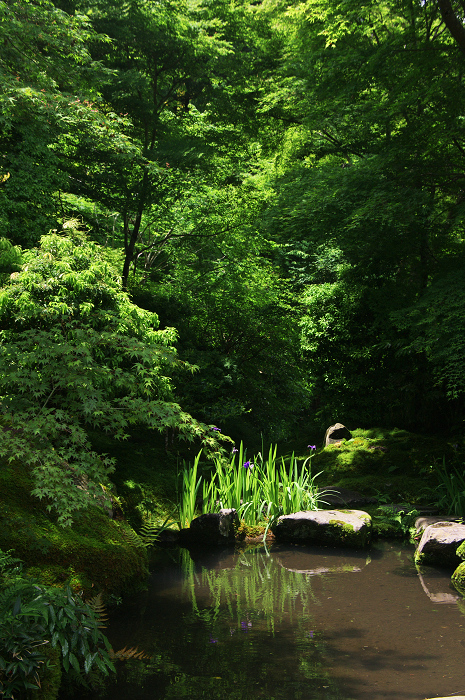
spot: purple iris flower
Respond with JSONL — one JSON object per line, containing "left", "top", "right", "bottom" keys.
{"left": 231, "top": 447, "right": 238, "bottom": 454}
{"left": 209, "top": 634, "right": 218, "bottom": 644}
{"left": 243, "top": 461, "right": 253, "bottom": 470}
{"left": 307, "top": 445, "right": 316, "bottom": 451}
{"left": 210, "top": 427, "right": 221, "bottom": 432}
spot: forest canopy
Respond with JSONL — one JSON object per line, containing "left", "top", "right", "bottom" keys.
{"left": 1, "top": 0, "right": 465, "bottom": 519}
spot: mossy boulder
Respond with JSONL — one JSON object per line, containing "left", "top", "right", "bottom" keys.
{"left": 452, "top": 561, "right": 465, "bottom": 597}
{"left": 273, "top": 509, "right": 372, "bottom": 548}
{"left": 457, "top": 540, "right": 465, "bottom": 561}
{"left": 313, "top": 427, "right": 457, "bottom": 505}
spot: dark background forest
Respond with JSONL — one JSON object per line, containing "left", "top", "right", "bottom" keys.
{"left": 2, "top": 0, "right": 465, "bottom": 520}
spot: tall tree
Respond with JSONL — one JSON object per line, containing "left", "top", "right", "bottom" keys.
{"left": 56, "top": 0, "right": 235, "bottom": 287}
{"left": 259, "top": 0, "right": 465, "bottom": 427}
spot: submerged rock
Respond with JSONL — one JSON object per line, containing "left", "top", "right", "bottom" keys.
{"left": 273, "top": 509, "right": 371, "bottom": 548}
{"left": 414, "top": 521, "right": 465, "bottom": 567}
{"left": 179, "top": 509, "right": 239, "bottom": 546}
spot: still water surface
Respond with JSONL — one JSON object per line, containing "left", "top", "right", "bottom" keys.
{"left": 94, "top": 541, "right": 465, "bottom": 700}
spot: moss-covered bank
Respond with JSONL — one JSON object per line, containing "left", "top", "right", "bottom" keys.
{"left": 0, "top": 460, "right": 148, "bottom": 595}
{"left": 312, "top": 427, "right": 457, "bottom": 505}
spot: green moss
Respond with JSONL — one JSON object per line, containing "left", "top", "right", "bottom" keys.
{"left": 329, "top": 519, "right": 355, "bottom": 531}
{"left": 457, "top": 541, "right": 465, "bottom": 561}
{"left": 236, "top": 521, "right": 266, "bottom": 539}
{"left": 312, "top": 427, "right": 454, "bottom": 505}
{"left": 0, "top": 461, "right": 148, "bottom": 595}
{"left": 89, "top": 428, "right": 178, "bottom": 531}
{"left": 326, "top": 516, "right": 371, "bottom": 547}
{"left": 452, "top": 561, "right": 465, "bottom": 597}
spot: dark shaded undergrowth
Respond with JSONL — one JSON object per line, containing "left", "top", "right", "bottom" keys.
{"left": 0, "top": 425, "right": 461, "bottom": 592}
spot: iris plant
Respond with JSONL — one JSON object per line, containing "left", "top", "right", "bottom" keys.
{"left": 178, "top": 443, "right": 332, "bottom": 534}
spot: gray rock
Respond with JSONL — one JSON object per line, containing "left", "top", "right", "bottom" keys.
{"left": 415, "top": 515, "right": 461, "bottom": 535}
{"left": 273, "top": 509, "right": 371, "bottom": 548}
{"left": 324, "top": 423, "right": 352, "bottom": 446}
{"left": 179, "top": 509, "right": 239, "bottom": 546}
{"left": 414, "top": 521, "right": 465, "bottom": 567}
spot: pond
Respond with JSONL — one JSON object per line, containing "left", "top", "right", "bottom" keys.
{"left": 80, "top": 541, "right": 465, "bottom": 700}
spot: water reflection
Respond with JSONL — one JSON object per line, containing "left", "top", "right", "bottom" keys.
{"left": 80, "top": 541, "right": 465, "bottom": 700}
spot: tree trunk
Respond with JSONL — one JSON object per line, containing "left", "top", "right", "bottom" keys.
{"left": 437, "top": 0, "right": 465, "bottom": 56}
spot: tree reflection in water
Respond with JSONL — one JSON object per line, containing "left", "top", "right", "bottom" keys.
{"left": 84, "top": 542, "right": 465, "bottom": 700}
{"left": 91, "top": 545, "right": 350, "bottom": 700}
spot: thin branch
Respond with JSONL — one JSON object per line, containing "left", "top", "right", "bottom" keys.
{"left": 40, "top": 385, "right": 58, "bottom": 413}
{"left": 453, "top": 137, "right": 465, "bottom": 157}
{"left": 184, "top": 257, "right": 229, "bottom": 290}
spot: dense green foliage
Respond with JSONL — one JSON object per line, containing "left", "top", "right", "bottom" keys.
{"left": 0, "top": 225, "right": 227, "bottom": 525}
{"left": 2, "top": 0, "right": 465, "bottom": 447}
{"left": 0, "top": 549, "right": 114, "bottom": 700}
{"left": 1, "top": 8, "right": 465, "bottom": 694}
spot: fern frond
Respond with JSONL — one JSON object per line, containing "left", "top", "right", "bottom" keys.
{"left": 109, "top": 645, "right": 150, "bottom": 660}
{"left": 120, "top": 527, "right": 145, "bottom": 549}
{"left": 139, "top": 521, "right": 161, "bottom": 547}
{"left": 139, "top": 512, "right": 176, "bottom": 547}
{"left": 86, "top": 592, "right": 108, "bottom": 628}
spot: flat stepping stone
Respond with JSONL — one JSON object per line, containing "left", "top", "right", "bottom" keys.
{"left": 415, "top": 515, "right": 462, "bottom": 535}
{"left": 415, "top": 521, "right": 465, "bottom": 567}
{"left": 273, "top": 509, "right": 371, "bottom": 548}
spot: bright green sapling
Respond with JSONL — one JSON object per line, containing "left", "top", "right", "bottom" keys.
{"left": 0, "top": 224, "right": 228, "bottom": 526}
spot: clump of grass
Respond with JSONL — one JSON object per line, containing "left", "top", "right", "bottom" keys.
{"left": 176, "top": 452, "right": 203, "bottom": 529}
{"left": 177, "top": 443, "right": 331, "bottom": 534}
{"left": 434, "top": 458, "right": 465, "bottom": 518}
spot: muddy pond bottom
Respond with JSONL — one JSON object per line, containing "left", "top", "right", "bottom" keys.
{"left": 84, "top": 541, "right": 465, "bottom": 700}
